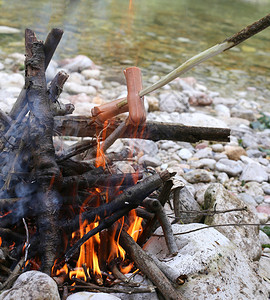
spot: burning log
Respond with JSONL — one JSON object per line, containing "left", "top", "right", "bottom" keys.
{"left": 54, "top": 115, "right": 230, "bottom": 143}
{"left": 64, "top": 171, "right": 171, "bottom": 261}
{"left": 119, "top": 230, "right": 184, "bottom": 300}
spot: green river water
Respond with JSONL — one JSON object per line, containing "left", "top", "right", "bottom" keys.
{"left": 0, "top": 0, "right": 270, "bottom": 93}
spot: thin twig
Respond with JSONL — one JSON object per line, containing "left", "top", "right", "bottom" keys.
{"left": 167, "top": 207, "right": 247, "bottom": 218}
{"left": 22, "top": 218, "right": 30, "bottom": 263}
{"left": 72, "top": 278, "right": 155, "bottom": 294}
{"left": 153, "top": 223, "right": 270, "bottom": 237}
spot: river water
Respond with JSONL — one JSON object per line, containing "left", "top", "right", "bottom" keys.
{"left": 0, "top": 0, "right": 270, "bottom": 98}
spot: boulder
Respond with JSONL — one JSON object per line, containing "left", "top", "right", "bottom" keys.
{"left": 173, "top": 186, "right": 202, "bottom": 223}
{"left": 204, "top": 183, "right": 262, "bottom": 261}
{"left": 0, "top": 271, "right": 60, "bottom": 300}
{"left": 144, "top": 223, "right": 268, "bottom": 300}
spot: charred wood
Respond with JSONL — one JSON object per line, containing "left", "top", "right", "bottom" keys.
{"left": 54, "top": 115, "right": 230, "bottom": 143}
{"left": 61, "top": 172, "right": 142, "bottom": 192}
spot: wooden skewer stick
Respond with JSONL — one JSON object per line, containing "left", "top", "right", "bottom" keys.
{"left": 115, "top": 13, "right": 270, "bottom": 108}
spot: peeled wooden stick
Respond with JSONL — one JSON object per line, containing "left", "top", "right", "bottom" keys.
{"left": 114, "top": 13, "right": 270, "bottom": 109}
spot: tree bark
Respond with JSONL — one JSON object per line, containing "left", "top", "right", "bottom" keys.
{"left": 54, "top": 115, "right": 230, "bottom": 143}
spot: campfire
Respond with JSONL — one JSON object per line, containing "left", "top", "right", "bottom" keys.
{"left": 1, "top": 18, "right": 268, "bottom": 298}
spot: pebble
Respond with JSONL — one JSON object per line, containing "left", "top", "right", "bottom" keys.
{"left": 239, "top": 162, "right": 269, "bottom": 183}
{"left": 177, "top": 148, "right": 193, "bottom": 160}
{"left": 215, "top": 159, "right": 243, "bottom": 177}
{"left": 183, "top": 169, "right": 214, "bottom": 184}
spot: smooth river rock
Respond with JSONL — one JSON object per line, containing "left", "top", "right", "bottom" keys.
{"left": 0, "top": 271, "right": 60, "bottom": 300}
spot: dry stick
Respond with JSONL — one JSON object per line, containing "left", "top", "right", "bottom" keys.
{"left": 70, "top": 278, "right": 156, "bottom": 294}
{"left": 9, "top": 28, "right": 63, "bottom": 120}
{"left": 56, "top": 139, "right": 97, "bottom": 162}
{"left": 48, "top": 70, "right": 74, "bottom": 116}
{"left": 120, "top": 230, "right": 185, "bottom": 300}
{"left": 0, "top": 109, "right": 12, "bottom": 127}
{"left": 143, "top": 198, "right": 178, "bottom": 256}
{"left": 168, "top": 207, "right": 247, "bottom": 218}
{"left": 25, "top": 28, "right": 61, "bottom": 274}
{"left": 0, "top": 258, "right": 24, "bottom": 291}
{"left": 138, "top": 180, "right": 173, "bottom": 246}
{"left": 148, "top": 253, "right": 183, "bottom": 285}
{"left": 117, "top": 13, "right": 270, "bottom": 108}
{"left": 153, "top": 223, "right": 270, "bottom": 237}
{"left": 54, "top": 116, "right": 230, "bottom": 142}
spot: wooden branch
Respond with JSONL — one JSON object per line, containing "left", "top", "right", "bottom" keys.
{"left": 25, "top": 28, "right": 61, "bottom": 274}
{"left": 138, "top": 180, "right": 173, "bottom": 246}
{"left": 119, "top": 230, "right": 185, "bottom": 300}
{"left": 56, "top": 139, "right": 97, "bottom": 163}
{"left": 61, "top": 172, "right": 142, "bottom": 191}
{"left": 54, "top": 115, "right": 230, "bottom": 142}
{"left": 143, "top": 198, "right": 178, "bottom": 256}
{"left": 9, "top": 28, "right": 63, "bottom": 120}
{"left": 67, "top": 279, "right": 156, "bottom": 294}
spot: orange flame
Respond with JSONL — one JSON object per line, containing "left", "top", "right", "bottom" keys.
{"left": 0, "top": 237, "right": 2, "bottom": 247}
{"left": 70, "top": 219, "right": 101, "bottom": 280}
{"left": 95, "top": 120, "right": 109, "bottom": 168}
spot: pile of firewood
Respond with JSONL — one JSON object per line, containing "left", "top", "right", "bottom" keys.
{"left": 0, "top": 28, "right": 230, "bottom": 300}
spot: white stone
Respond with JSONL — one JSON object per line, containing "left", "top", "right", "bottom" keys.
{"left": 191, "top": 158, "right": 216, "bottom": 170}
{"left": 138, "top": 154, "right": 161, "bottom": 167}
{"left": 211, "top": 143, "right": 224, "bottom": 152}
{"left": 67, "top": 292, "right": 121, "bottom": 300}
{"left": 177, "top": 112, "right": 228, "bottom": 128}
{"left": 177, "top": 148, "right": 193, "bottom": 160}
{"left": 144, "top": 223, "right": 268, "bottom": 300}
{"left": 81, "top": 69, "right": 101, "bottom": 79}
{"left": 215, "top": 158, "right": 243, "bottom": 177}
{"left": 159, "top": 91, "right": 189, "bottom": 113}
{"left": 0, "top": 271, "right": 60, "bottom": 300}
{"left": 240, "top": 163, "right": 269, "bottom": 183}
{"left": 259, "top": 230, "right": 270, "bottom": 246}
{"left": 257, "top": 212, "right": 269, "bottom": 224}
{"left": 64, "top": 82, "right": 96, "bottom": 95}
{"left": 61, "top": 55, "right": 95, "bottom": 72}
{"left": 194, "top": 147, "right": 213, "bottom": 159}
{"left": 215, "top": 104, "right": 231, "bottom": 118}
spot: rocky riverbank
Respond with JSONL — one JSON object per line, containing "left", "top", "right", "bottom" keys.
{"left": 0, "top": 53, "right": 270, "bottom": 299}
